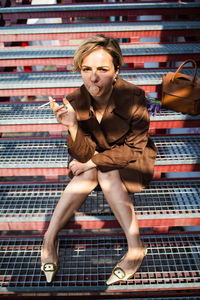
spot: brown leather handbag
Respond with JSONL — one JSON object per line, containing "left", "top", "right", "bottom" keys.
{"left": 162, "top": 59, "right": 200, "bottom": 115}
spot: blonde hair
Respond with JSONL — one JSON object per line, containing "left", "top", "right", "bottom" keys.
{"left": 73, "top": 34, "right": 123, "bottom": 72}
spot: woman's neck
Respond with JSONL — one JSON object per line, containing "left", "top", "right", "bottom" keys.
{"left": 92, "top": 88, "right": 113, "bottom": 110}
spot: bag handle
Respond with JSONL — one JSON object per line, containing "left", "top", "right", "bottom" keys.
{"left": 172, "top": 59, "right": 197, "bottom": 85}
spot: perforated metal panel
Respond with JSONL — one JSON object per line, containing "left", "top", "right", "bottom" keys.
{"left": 0, "top": 136, "right": 199, "bottom": 169}
{"left": 0, "top": 102, "right": 58, "bottom": 125}
{"left": 0, "top": 233, "right": 199, "bottom": 293}
{"left": 0, "top": 44, "right": 200, "bottom": 60}
{"left": 0, "top": 138, "right": 69, "bottom": 168}
{"left": 0, "top": 2, "right": 199, "bottom": 13}
{"left": 0, "top": 180, "right": 199, "bottom": 223}
{"left": 0, "top": 101, "right": 199, "bottom": 126}
{"left": 1, "top": 69, "right": 200, "bottom": 90}
{"left": 152, "top": 135, "right": 200, "bottom": 165}
{"left": 0, "top": 21, "right": 200, "bottom": 35}
{"left": 121, "top": 43, "right": 200, "bottom": 57}
{"left": 0, "top": 72, "right": 82, "bottom": 90}
{"left": 0, "top": 46, "right": 76, "bottom": 60}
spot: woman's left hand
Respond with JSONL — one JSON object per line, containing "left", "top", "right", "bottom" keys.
{"left": 69, "top": 159, "right": 96, "bottom": 176}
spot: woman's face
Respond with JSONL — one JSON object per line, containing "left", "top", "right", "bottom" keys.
{"left": 81, "top": 48, "right": 118, "bottom": 98}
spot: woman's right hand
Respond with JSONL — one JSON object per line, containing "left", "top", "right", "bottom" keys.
{"left": 49, "top": 96, "right": 77, "bottom": 128}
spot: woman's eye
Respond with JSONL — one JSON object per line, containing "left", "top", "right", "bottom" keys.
{"left": 99, "top": 68, "right": 108, "bottom": 72}
{"left": 82, "top": 67, "right": 91, "bottom": 72}
{"left": 81, "top": 67, "right": 109, "bottom": 73}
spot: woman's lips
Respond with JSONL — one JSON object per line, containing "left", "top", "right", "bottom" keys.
{"left": 89, "top": 85, "right": 100, "bottom": 96}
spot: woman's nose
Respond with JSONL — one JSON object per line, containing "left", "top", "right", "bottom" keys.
{"left": 90, "top": 70, "right": 98, "bottom": 82}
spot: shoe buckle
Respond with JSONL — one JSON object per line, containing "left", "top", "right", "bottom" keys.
{"left": 43, "top": 263, "right": 56, "bottom": 272}
{"left": 113, "top": 267, "right": 125, "bottom": 279}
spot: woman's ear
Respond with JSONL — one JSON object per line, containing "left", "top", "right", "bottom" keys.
{"left": 113, "top": 67, "right": 119, "bottom": 83}
{"left": 115, "top": 67, "right": 119, "bottom": 77}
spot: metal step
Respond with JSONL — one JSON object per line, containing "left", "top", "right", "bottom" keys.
{"left": 1, "top": 43, "right": 200, "bottom": 60}
{"left": 1, "top": 21, "right": 200, "bottom": 35}
{"left": 0, "top": 1, "right": 199, "bottom": 14}
{"left": 0, "top": 179, "right": 199, "bottom": 232}
{"left": 1, "top": 69, "right": 200, "bottom": 90}
{"left": 0, "top": 232, "right": 199, "bottom": 294}
{"left": 0, "top": 135, "right": 199, "bottom": 168}
{"left": 153, "top": 135, "right": 200, "bottom": 166}
{"left": 0, "top": 101, "right": 200, "bottom": 134}
{"left": 0, "top": 135, "right": 200, "bottom": 168}
{"left": 0, "top": 100, "right": 199, "bottom": 124}
{"left": 0, "top": 135, "right": 199, "bottom": 177}
{"left": 2, "top": 68, "right": 200, "bottom": 98}
{"left": 0, "top": 21, "right": 199, "bottom": 42}
{"left": 1, "top": 44, "right": 200, "bottom": 66}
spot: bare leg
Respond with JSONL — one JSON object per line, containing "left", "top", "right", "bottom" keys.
{"left": 41, "top": 168, "right": 98, "bottom": 264}
{"left": 98, "top": 170, "right": 144, "bottom": 274}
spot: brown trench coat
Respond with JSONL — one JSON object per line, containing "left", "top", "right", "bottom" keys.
{"left": 67, "top": 77, "right": 157, "bottom": 193}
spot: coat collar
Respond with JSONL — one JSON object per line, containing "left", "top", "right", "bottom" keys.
{"left": 69, "top": 77, "right": 137, "bottom": 121}
{"left": 70, "top": 84, "right": 94, "bottom": 121}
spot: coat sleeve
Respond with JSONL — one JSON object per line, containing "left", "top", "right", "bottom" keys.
{"left": 67, "top": 126, "right": 96, "bottom": 163}
{"left": 91, "top": 91, "right": 150, "bottom": 172}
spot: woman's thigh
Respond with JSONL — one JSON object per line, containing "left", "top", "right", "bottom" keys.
{"left": 66, "top": 168, "right": 99, "bottom": 194}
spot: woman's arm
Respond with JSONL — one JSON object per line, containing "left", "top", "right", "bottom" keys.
{"left": 50, "top": 97, "right": 97, "bottom": 162}
{"left": 69, "top": 151, "right": 98, "bottom": 176}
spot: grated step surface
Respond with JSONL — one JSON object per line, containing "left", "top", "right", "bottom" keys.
{"left": 0, "top": 180, "right": 199, "bottom": 224}
{"left": 0, "top": 136, "right": 199, "bottom": 169}
{"left": 0, "top": 21, "right": 199, "bottom": 35}
{"left": 0, "top": 44, "right": 200, "bottom": 60}
{"left": 0, "top": 101, "right": 199, "bottom": 126}
{"left": 0, "top": 2, "right": 199, "bottom": 13}
{"left": 1, "top": 69, "right": 200, "bottom": 90}
{"left": 0, "top": 233, "right": 199, "bottom": 293}
{"left": 0, "top": 138, "right": 69, "bottom": 169}
{"left": 153, "top": 135, "right": 200, "bottom": 165}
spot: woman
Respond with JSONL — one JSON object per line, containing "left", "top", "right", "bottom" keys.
{"left": 41, "top": 35, "right": 157, "bottom": 285}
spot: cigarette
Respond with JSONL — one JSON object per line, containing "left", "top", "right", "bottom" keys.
{"left": 38, "top": 97, "right": 55, "bottom": 109}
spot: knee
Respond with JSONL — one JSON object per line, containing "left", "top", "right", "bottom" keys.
{"left": 81, "top": 167, "right": 98, "bottom": 182}
{"left": 98, "top": 170, "right": 129, "bottom": 196}
{"left": 97, "top": 169, "right": 120, "bottom": 189}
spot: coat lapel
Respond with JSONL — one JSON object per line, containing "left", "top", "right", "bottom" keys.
{"left": 100, "top": 78, "right": 131, "bottom": 143}
{"left": 69, "top": 78, "right": 132, "bottom": 149}
{"left": 70, "top": 85, "right": 111, "bottom": 150}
